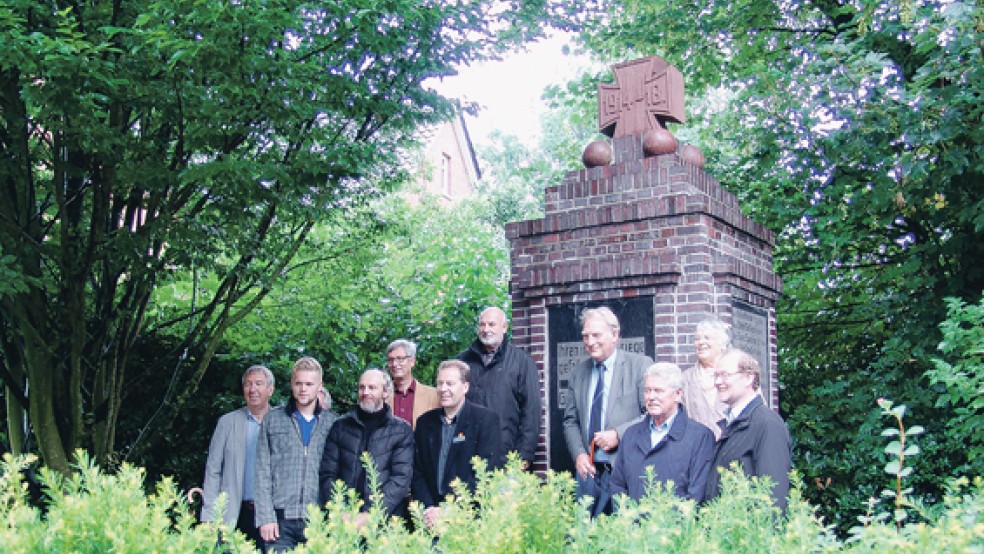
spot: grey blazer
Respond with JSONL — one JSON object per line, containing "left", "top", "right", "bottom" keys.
{"left": 563, "top": 349, "right": 653, "bottom": 463}
{"left": 201, "top": 407, "right": 250, "bottom": 525}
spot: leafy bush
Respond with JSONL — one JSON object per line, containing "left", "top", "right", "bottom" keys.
{"left": 0, "top": 452, "right": 223, "bottom": 553}
{"left": 925, "top": 296, "right": 984, "bottom": 475}
{"left": 2, "top": 428, "right": 982, "bottom": 553}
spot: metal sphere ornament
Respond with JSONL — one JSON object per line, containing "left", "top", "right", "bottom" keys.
{"left": 582, "top": 140, "right": 613, "bottom": 168}
{"left": 642, "top": 127, "right": 677, "bottom": 156}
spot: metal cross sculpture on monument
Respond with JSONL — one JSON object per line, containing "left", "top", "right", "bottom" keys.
{"left": 598, "top": 56, "right": 686, "bottom": 137}
{"left": 583, "top": 55, "right": 703, "bottom": 168}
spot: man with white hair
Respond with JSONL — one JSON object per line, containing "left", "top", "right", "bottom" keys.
{"left": 611, "top": 363, "right": 714, "bottom": 503}
{"left": 200, "top": 365, "right": 275, "bottom": 549}
{"left": 564, "top": 306, "right": 653, "bottom": 517}
{"left": 319, "top": 368, "right": 414, "bottom": 529}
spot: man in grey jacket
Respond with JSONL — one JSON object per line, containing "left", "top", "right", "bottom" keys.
{"left": 200, "top": 365, "right": 274, "bottom": 548}
{"left": 563, "top": 307, "right": 652, "bottom": 517}
{"left": 255, "top": 357, "right": 338, "bottom": 552}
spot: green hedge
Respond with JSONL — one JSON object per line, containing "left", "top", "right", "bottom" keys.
{"left": 1, "top": 452, "right": 981, "bottom": 553}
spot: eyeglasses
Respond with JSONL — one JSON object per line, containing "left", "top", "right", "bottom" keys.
{"left": 387, "top": 355, "right": 412, "bottom": 365}
{"left": 713, "top": 370, "right": 745, "bottom": 381}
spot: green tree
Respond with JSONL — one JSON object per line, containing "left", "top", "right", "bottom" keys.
{"left": 129, "top": 193, "right": 512, "bottom": 487}
{"left": 219, "top": 195, "right": 510, "bottom": 409}
{"left": 0, "top": 0, "right": 551, "bottom": 473}
{"left": 926, "top": 296, "right": 984, "bottom": 475}
{"left": 546, "top": 0, "right": 983, "bottom": 528}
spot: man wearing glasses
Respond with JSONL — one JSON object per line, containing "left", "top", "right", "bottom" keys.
{"left": 704, "top": 349, "right": 791, "bottom": 511}
{"left": 385, "top": 339, "right": 440, "bottom": 429}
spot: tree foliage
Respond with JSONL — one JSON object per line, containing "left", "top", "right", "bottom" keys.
{"left": 543, "top": 0, "right": 983, "bottom": 530}
{"left": 218, "top": 195, "right": 511, "bottom": 409}
{"left": 130, "top": 195, "right": 510, "bottom": 486}
{"left": 925, "top": 296, "right": 984, "bottom": 475}
{"left": 0, "top": 0, "right": 552, "bottom": 473}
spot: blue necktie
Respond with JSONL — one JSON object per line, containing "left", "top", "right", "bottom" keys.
{"left": 588, "top": 362, "right": 606, "bottom": 439}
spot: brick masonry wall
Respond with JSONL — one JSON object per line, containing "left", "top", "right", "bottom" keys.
{"left": 506, "top": 134, "right": 782, "bottom": 471}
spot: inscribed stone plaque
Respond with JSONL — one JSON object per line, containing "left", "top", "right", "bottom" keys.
{"left": 730, "top": 301, "right": 771, "bottom": 405}
{"left": 547, "top": 298, "right": 654, "bottom": 473}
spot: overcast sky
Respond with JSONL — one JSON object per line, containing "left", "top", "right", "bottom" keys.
{"left": 430, "top": 33, "right": 589, "bottom": 148}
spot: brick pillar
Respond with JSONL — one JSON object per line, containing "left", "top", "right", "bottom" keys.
{"left": 506, "top": 134, "right": 782, "bottom": 473}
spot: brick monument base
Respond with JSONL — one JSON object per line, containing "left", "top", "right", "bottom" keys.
{"left": 505, "top": 133, "right": 782, "bottom": 473}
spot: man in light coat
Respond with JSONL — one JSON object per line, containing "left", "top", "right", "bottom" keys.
{"left": 200, "top": 365, "right": 275, "bottom": 548}
{"left": 563, "top": 307, "right": 652, "bottom": 517}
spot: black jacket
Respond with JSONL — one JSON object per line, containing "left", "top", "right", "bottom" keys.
{"left": 458, "top": 338, "right": 541, "bottom": 462}
{"left": 704, "top": 395, "right": 791, "bottom": 511}
{"left": 411, "top": 401, "right": 505, "bottom": 508}
{"left": 319, "top": 405, "right": 414, "bottom": 516}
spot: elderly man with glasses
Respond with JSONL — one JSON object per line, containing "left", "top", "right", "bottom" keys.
{"left": 385, "top": 339, "right": 440, "bottom": 429}
{"left": 704, "top": 349, "right": 791, "bottom": 511}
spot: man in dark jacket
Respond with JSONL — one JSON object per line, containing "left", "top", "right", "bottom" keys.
{"left": 704, "top": 349, "right": 791, "bottom": 511}
{"left": 611, "top": 363, "right": 714, "bottom": 503}
{"left": 412, "top": 360, "right": 505, "bottom": 528}
{"left": 319, "top": 368, "right": 414, "bottom": 529}
{"left": 458, "top": 306, "right": 541, "bottom": 468}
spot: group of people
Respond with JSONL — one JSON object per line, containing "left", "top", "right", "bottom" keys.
{"left": 199, "top": 307, "right": 539, "bottom": 551}
{"left": 565, "top": 309, "right": 791, "bottom": 517}
{"left": 198, "top": 306, "right": 791, "bottom": 552}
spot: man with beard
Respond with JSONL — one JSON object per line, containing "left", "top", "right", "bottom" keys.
{"left": 320, "top": 368, "right": 414, "bottom": 529}
{"left": 200, "top": 365, "right": 275, "bottom": 549}
{"left": 412, "top": 360, "right": 504, "bottom": 529}
{"left": 457, "top": 306, "right": 541, "bottom": 469}
{"left": 610, "top": 363, "right": 714, "bottom": 503}
{"left": 255, "top": 357, "right": 337, "bottom": 552}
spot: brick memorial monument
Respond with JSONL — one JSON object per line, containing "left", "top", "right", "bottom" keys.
{"left": 505, "top": 55, "right": 782, "bottom": 473}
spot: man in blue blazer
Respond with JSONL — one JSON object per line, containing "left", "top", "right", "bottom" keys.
{"left": 563, "top": 307, "right": 653, "bottom": 517}
{"left": 200, "top": 365, "right": 275, "bottom": 548}
{"left": 611, "top": 363, "right": 714, "bottom": 503}
{"left": 412, "top": 360, "right": 504, "bottom": 529}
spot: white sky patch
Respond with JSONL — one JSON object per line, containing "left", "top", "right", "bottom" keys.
{"left": 429, "top": 33, "right": 586, "bottom": 147}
